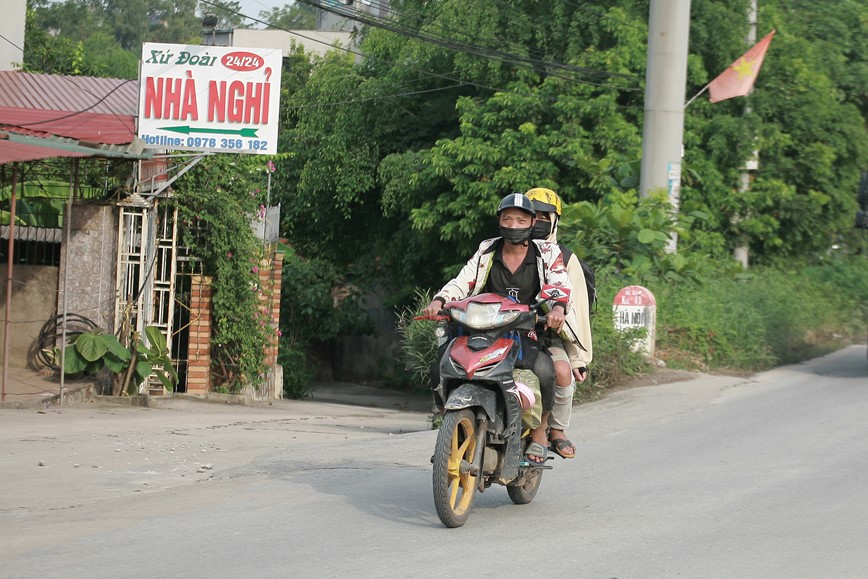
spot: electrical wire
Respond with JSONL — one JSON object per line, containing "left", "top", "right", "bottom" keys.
{"left": 198, "top": 0, "right": 537, "bottom": 99}
{"left": 201, "top": 0, "right": 641, "bottom": 96}
{"left": 300, "top": 0, "right": 639, "bottom": 89}
{"left": 356, "top": 0, "right": 637, "bottom": 71}
{"left": 283, "top": 83, "right": 468, "bottom": 109}
{"left": 0, "top": 32, "right": 23, "bottom": 52}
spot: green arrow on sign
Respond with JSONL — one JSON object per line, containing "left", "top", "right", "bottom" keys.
{"left": 159, "top": 126, "right": 259, "bottom": 138}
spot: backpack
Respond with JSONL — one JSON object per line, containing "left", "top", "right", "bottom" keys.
{"left": 578, "top": 258, "right": 597, "bottom": 316}
{"left": 558, "top": 244, "right": 596, "bottom": 316}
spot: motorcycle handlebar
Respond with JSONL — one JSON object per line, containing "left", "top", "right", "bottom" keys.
{"left": 413, "top": 312, "right": 449, "bottom": 321}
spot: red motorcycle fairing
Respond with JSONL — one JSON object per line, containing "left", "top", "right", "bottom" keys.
{"left": 444, "top": 293, "right": 530, "bottom": 312}
{"left": 449, "top": 336, "right": 516, "bottom": 379}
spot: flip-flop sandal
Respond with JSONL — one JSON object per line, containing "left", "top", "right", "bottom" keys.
{"left": 525, "top": 441, "right": 548, "bottom": 465}
{"left": 549, "top": 437, "right": 576, "bottom": 459}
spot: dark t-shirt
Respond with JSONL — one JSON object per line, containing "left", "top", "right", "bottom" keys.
{"left": 482, "top": 240, "right": 540, "bottom": 305}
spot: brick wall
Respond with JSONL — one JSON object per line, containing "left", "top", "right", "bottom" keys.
{"left": 259, "top": 250, "right": 283, "bottom": 367}
{"left": 185, "top": 249, "right": 284, "bottom": 398}
{"left": 186, "top": 274, "right": 212, "bottom": 394}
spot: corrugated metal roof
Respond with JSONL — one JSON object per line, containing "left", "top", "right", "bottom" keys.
{"left": 0, "top": 225, "right": 63, "bottom": 243}
{"left": 0, "top": 71, "right": 138, "bottom": 115}
{"left": 0, "top": 71, "right": 146, "bottom": 165}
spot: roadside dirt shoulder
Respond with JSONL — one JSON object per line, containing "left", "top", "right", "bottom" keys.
{"left": 0, "top": 398, "right": 429, "bottom": 517}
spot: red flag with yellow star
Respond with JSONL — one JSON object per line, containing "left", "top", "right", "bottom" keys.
{"left": 708, "top": 30, "right": 775, "bottom": 103}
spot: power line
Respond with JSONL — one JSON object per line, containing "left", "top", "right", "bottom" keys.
{"left": 202, "top": 0, "right": 640, "bottom": 95}
{"left": 0, "top": 32, "right": 23, "bottom": 53}
{"left": 301, "top": 0, "right": 640, "bottom": 89}
{"left": 284, "top": 83, "right": 469, "bottom": 110}
{"left": 197, "top": 0, "right": 547, "bottom": 100}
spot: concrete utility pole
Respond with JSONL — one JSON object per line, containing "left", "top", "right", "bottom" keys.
{"left": 640, "top": 0, "right": 692, "bottom": 253}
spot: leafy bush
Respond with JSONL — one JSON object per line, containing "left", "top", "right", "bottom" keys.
{"left": 278, "top": 246, "right": 371, "bottom": 394}
{"left": 558, "top": 190, "right": 731, "bottom": 283}
{"left": 652, "top": 256, "right": 867, "bottom": 370}
{"left": 174, "top": 155, "right": 274, "bottom": 393}
{"left": 62, "top": 326, "right": 177, "bottom": 395}
{"left": 279, "top": 345, "right": 313, "bottom": 399}
{"left": 395, "top": 289, "right": 439, "bottom": 389}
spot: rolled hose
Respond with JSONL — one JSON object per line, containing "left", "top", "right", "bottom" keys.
{"left": 36, "top": 313, "right": 100, "bottom": 371}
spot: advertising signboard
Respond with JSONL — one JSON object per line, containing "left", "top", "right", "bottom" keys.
{"left": 138, "top": 42, "right": 282, "bottom": 155}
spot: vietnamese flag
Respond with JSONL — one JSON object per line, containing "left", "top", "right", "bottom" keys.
{"left": 708, "top": 30, "right": 776, "bottom": 103}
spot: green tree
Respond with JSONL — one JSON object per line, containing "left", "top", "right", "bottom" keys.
{"left": 201, "top": 1, "right": 248, "bottom": 30}
{"left": 682, "top": 0, "right": 868, "bottom": 263}
{"left": 260, "top": 3, "right": 316, "bottom": 30}
{"left": 276, "top": 0, "right": 866, "bottom": 292}
{"left": 172, "top": 155, "right": 275, "bottom": 391}
{"left": 84, "top": 0, "right": 202, "bottom": 49}
{"left": 24, "top": 2, "right": 138, "bottom": 78}
{"left": 24, "top": 0, "right": 203, "bottom": 77}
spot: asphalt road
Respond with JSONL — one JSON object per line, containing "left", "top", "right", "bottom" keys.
{"left": 1, "top": 345, "right": 866, "bottom": 578}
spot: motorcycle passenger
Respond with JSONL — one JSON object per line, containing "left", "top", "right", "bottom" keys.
{"left": 422, "top": 193, "right": 575, "bottom": 465}
{"left": 526, "top": 187, "right": 593, "bottom": 460}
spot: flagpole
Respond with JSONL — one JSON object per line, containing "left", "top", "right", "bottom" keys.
{"left": 684, "top": 84, "right": 710, "bottom": 109}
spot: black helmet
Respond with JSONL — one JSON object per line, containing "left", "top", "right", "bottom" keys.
{"left": 497, "top": 193, "right": 536, "bottom": 217}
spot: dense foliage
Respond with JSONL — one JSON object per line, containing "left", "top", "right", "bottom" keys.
{"left": 24, "top": 0, "right": 204, "bottom": 78}
{"left": 279, "top": 247, "right": 370, "bottom": 397}
{"left": 649, "top": 255, "right": 868, "bottom": 371}
{"left": 273, "top": 0, "right": 866, "bottom": 298}
{"left": 21, "top": 0, "right": 868, "bottom": 388}
{"left": 172, "top": 155, "right": 275, "bottom": 391}
{"left": 22, "top": 0, "right": 298, "bottom": 78}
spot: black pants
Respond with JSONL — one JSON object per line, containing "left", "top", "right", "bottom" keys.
{"left": 533, "top": 349, "right": 555, "bottom": 413}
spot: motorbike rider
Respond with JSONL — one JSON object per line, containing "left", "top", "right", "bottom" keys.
{"left": 422, "top": 193, "right": 574, "bottom": 465}
{"left": 525, "top": 187, "right": 593, "bottom": 460}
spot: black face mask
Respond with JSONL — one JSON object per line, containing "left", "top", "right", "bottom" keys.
{"left": 500, "top": 225, "right": 532, "bottom": 245}
{"left": 531, "top": 220, "right": 552, "bottom": 240}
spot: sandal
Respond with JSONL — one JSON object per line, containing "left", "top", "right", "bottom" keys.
{"left": 549, "top": 437, "right": 576, "bottom": 459}
{"left": 525, "top": 441, "right": 548, "bottom": 465}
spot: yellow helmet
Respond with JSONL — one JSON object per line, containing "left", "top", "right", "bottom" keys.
{"left": 525, "top": 188, "right": 562, "bottom": 217}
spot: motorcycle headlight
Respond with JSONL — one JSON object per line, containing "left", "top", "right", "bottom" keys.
{"left": 450, "top": 302, "right": 521, "bottom": 330}
{"left": 434, "top": 324, "right": 448, "bottom": 346}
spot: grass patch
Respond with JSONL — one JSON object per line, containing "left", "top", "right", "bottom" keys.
{"left": 649, "top": 256, "right": 867, "bottom": 372}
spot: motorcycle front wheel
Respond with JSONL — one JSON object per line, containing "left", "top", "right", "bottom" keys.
{"left": 432, "top": 408, "right": 478, "bottom": 528}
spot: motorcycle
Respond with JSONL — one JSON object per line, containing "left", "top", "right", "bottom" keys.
{"left": 418, "top": 286, "right": 570, "bottom": 528}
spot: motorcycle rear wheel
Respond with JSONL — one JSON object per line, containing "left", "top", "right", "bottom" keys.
{"left": 506, "top": 466, "right": 543, "bottom": 505}
{"left": 432, "top": 408, "right": 478, "bottom": 528}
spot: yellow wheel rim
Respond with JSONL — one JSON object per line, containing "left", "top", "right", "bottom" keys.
{"left": 446, "top": 415, "right": 477, "bottom": 515}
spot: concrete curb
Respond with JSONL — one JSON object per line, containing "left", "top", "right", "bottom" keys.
{"left": 0, "top": 383, "right": 96, "bottom": 410}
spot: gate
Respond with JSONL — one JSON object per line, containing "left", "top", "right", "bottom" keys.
{"left": 115, "top": 200, "right": 196, "bottom": 393}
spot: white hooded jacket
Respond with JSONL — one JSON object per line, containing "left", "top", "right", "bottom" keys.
{"left": 536, "top": 213, "right": 593, "bottom": 368}
{"left": 433, "top": 237, "right": 584, "bottom": 350}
